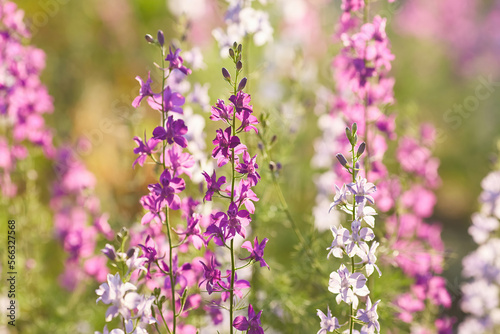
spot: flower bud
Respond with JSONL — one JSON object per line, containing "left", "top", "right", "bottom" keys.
{"left": 233, "top": 41, "right": 238, "bottom": 49}
{"left": 145, "top": 34, "right": 155, "bottom": 44}
{"left": 229, "top": 48, "right": 235, "bottom": 59}
{"left": 357, "top": 142, "right": 366, "bottom": 157}
{"left": 352, "top": 122, "right": 357, "bottom": 135}
{"left": 336, "top": 153, "right": 348, "bottom": 167}
{"left": 157, "top": 30, "right": 165, "bottom": 46}
{"left": 269, "top": 161, "right": 276, "bottom": 171}
{"left": 271, "top": 135, "right": 277, "bottom": 144}
{"left": 236, "top": 60, "right": 243, "bottom": 72}
{"left": 258, "top": 142, "right": 264, "bottom": 151}
{"left": 222, "top": 68, "right": 231, "bottom": 82}
{"left": 238, "top": 44, "right": 242, "bottom": 53}
{"left": 345, "top": 127, "right": 352, "bottom": 140}
{"left": 354, "top": 162, "right": 360, "bottom": 178}
{"left": 126, "top": 247, "right": 136, "bottom": 259}
{"left": 237, "top": 77, "right": 247, "bottom": 91}
{"left": 102, "top": 244, "right": 116, "bottom": 261}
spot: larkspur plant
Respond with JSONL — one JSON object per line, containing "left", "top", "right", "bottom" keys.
{"left": 318, "top": 123, "right": 381, "bottom": 334}
{"left": 202, "top": 42, "right": 268, "bottom": 334}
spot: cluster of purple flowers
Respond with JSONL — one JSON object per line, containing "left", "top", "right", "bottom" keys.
{"left": 202, "top": 42, "right": 267, "bottom": 334}
{"left": 318, "top": 123, "right": 381, "bottom": 334}
{"left": 459, "top": 170, "right": 500, "bottom": 333}
{"left": 313, "top": 0, "right": 453, "bottom": 332}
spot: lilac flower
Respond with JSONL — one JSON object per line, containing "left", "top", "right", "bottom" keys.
{"left": 211, "top": 127, "right": 247, "bottom": 167}
{"left": 125, "top": 248, "right": 148, "bottom": 276}
{"left": 233, "top": 304, "right": 264, "bottom": 334}
{"left": 138, "top": 235, "right": 162, "bottom": 279}
{"left": 166, "top": 47, "right": 192, "bottom": 75}
{"left": 356, "top": 241, "right": 382, "bottom": 277}
{"left": 346, "top": 176, "right": 376, "bottom": 205}
{"left": 205, "top": 211, "right": 228, "bottom": 246}
{"left": 148, "top": 169, "right": 186, "bottom": 210}
{"left": 162, "top": 144, "right": 195, "bottom": 177}
{"left": 139, "top": 193, "right": 166, "bottom": 225}
{"left": 329, "top": 184, "right": 351, "bottom": 212}
{"left": 199, "top": 257, "right": 222, "bottom": 295}
{"left": 468, "top": 213, "right": 499, "bottom": 244}
{"left": 210, "top": 99, "right": 233, "bottom": 122}
{"left": 236, "top": 151, "right": 260, "bottom": 186}
{"left": 152, "top": 115, "right": 188, "bottom": 148}
{"left": 232, "top": 179, "right": 259, "bottom": 214}
{"left": 219, "top": 270, "right": 251, "bottom": 302}
{"left": 356, "top": 297, "right": 380, "bottom": 333}
{"left": 96, "top": 273, "right": 142, "bottom": 321}
{"left": 175, "top": 214, "right": 206, "bottom": 250}
{"left": 317, "top": 306, "right": 340, "bottom": 334}
{"left": 327, "top": 225, "right": 351, "bottom": 258}
{"left": 328, "top": 264, "right": 370, "bottom": 309}
{"left": 222, "top": 202, "right": 251, "bottom": 239}
{"left": 202, "top": 170, "right": 226, "bottom": 201}
{"left": 132, "top": 72, "right": 154, "bottom": 108}
{"left": 132, "top": 136, "right": 160, "bottom": 168}
{"left": 241, "top": 237, "right": 269, "bottom": 269}
{"left": 147, "top": 86, "right": 185, "bottom": 114}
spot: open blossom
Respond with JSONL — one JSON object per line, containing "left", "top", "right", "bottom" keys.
{"left": 328, "top": 264, "right": 370, "bottom": 309}
{"left": 133, "top": 136, "right": 160, "bottom": 168}
{"left": 166, "top": 47, "right": 192, "bottom": 75}
{"left": 356, "top": 297, "right": 381, "bottom": 333}
{"left": 202, "top": 170, "right": 226, "bottom": 201}
{"left": 96, "top": 273, "right": 142, "bottom": 322}
{"left": 152, "top": 115, "right": 188, "bottom": 148}
{"left": 147, "top": 86, "right": 185, "bottom": 114}
{"left": 222, "top": 201, "right": 251, "bottom": 239}
{"left": 210, "top": 99, "right": 233, "bottom": 122}
{"left": 132, "top": 72, "right": 154, "bottom": 108}
{"left": 212, "top": 127, "right": 247, "bottom": 167}
{"left": 199, "top": 256, "right": 221, "bottom": 295}
{"left": 317, "top": 306, "right": 340, "bottom": 334}
{"left": 236, "top": 151, "right": 260, "bottom": 186}
{"left": 148, "top": 169, "right": 186, "bottom": 210}
{"left": 241, "top": 237, "right": 269, "bottom": 269}
{"left": 233, "top": 304, "right": 264, "bottom": 334}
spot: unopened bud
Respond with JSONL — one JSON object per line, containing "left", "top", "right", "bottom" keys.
{"left": 145, "top": 34, "right": 155, "bottom": 44}
{"left": 345, "top": 127, "right": 352, "bottom": 140}
{"left": 157, "top": 30, "right": 164, "bottom": 46}
{"left": 269, "top": 161, "right": 276, "bottom": 171}
{"left": 336, "top": 153, "right": 348, "bottom": 167}
{"left": 354, "top": 162, "right": 360, "bottom": 178}
{"left": 233, "top": 41, "right": 238, "bottom": 49}
{"left": 258, "top": 142, "right": 264, "bottom": 151}
{"left": 229, "top": 48, "right": 235, "bottom": 59}
{"left": 222, "top": 68, "right": 231, "bottom": 82}
{"left": 357, "top": 142, "right": 366, "bottom": 157}
{"left": 102, "top": 244, "right": 116, "bottom": 261}
{"left": 238, "top": 44, "right": 242, "bottom": 53}
{"left": 352, "top": 122, "right": 357, "bottom": 135}
{"left": 126, "top": 247, "right": 136, "bottom": 259}
{"left": 237, "top": 77, "right": 247, "bottom": 91}
{"left": 271, "top": 135, "right": 277, "bottom": 144}
{"left": 236, "top": 60, "right": 243, "bottom": 72}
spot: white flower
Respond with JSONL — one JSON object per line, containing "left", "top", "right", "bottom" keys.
{"left": 328, "top": 264, "right": 369, "bottom": 309}
{"left": 96, "top": 273, "right": 142, "bottom": 321}
{"left": 356, "top": 241, "right": 381, "bottom": 277}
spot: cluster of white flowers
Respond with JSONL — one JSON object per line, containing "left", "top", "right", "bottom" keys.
{"left": 459, "top": 171, "right": 500, "bottom": 333}
{"left": 213, "top": 0, "right": 273, "bottom": 56}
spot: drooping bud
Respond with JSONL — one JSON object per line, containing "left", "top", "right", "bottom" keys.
{"left": 145, "top": 34, "right": 155, "bottom": 44}
{"left": 336, "top": 153, "right": 348, "bottom": 168}
{"left": 222, "top": 68, "right": 231, "bottom": 82}
{"left": 236, "top": 60, "right": 243, "bottom": 72}
{"left": 102, "top": 244, "right": 116, "bottom": 261}
{"left": 237, "top": 77, "right": 247, "bottom": 91}
{"left": 157, "top": 30, "right": 165, "bottom": 46}
{"left": 357, "top": 142, "right": 366, "bottom": 157}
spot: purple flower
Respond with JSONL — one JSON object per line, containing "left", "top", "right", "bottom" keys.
{"left": 175, "top": 214, "right": 205, "bottom": 250}
{"left": 138, "top": 235, "right": 162, "bottom": 279}
{"left": 241, "top": 237, "right": 269, "bottom": 269}
{"left": 211, "top": 127, "right": 247, "bottom": 167}
{"left": 147, "top": 86, "right": 185, "bottom": 114}
{"left": 148, "top": 169, "right": 185, "bottom": 210}
{"left": 347, "top": 176, "right": 376, "bottom": 205}
{"left": 202, "top": 170, "right": 226, "bottom": 201}
{"left": 356, "top": 297, "right": 380, "bottom": 333}
{"left": 329, "top": 184, "right": 350, "bottom": 211}
{"left": 166, "top": 47, "right": 192, "bottom": 75}
{"left": 152, "top": 115, "right": 188, "bottom": 148}
{"left": 317, "top": 306, "right": 340, "bottom": 334}
{"left": 222, "top": 202, "right": 251, "bottom": 239}
{"left": 219, "top": 270, "right": 251, "bottom": 302}
{"left": 132, "top": 72, "right": 154, "bottom": 108}
{"left": 236, "top": 151, "right": 260, "bottom": 186}
{"left": 163, "top": 144, "right": 195, "bottom": 177}
{"left": 229, "top": 91, "right": 253, "bottom": 115}
{"left": 199, "top": 257, "right": 221, "bottom": 295}
{"left": 132, "top": 136, "right": 160, "bottom": 168}
{"left": 140, "top": 193, "right": 166, "bottom": 225}
{"left": 204, "top": 211, "right": 228, "bottom": 246}
{"left": 233, "top": 304, "right": 264, "bottom": 334}
{"left": 232, "top": 179, "right": 259, "bottom": 214}
{"left": 210, "top": 99, "right": 233, "bottom": 122}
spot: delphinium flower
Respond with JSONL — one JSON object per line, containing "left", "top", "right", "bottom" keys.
{"left": 312, "top": 0, "right": 452, "bottom": 331}
{"left": 318, "top": 123, "right": 381, "bottom": 334}
{"left": 212, "top": 0, "right": 273, "bottom": 57}
{"left": 202, "top": 42, "right": 268, "bottom": 334}
{"left": 458, "top": 168, "right": 500, "bottom": 333}
{"left": 102, "top": 31, "right": 217, "bottom": 334}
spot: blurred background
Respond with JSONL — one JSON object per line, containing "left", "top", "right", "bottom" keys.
{"left": 3, "top": 0, "right": 500, "bottom": 332}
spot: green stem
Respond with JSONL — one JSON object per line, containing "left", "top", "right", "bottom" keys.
{"left": 166, "top": 208, "right": 176, "bottom": 334}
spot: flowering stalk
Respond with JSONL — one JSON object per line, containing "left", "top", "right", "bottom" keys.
{"left": 318, "top": 123, "right": 381, "bottom": 334}
{"left": 202, "top": 42, "right": 267, "bottom": 334}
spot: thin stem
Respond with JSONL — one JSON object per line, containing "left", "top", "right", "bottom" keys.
{"left": 350, "top": 258, "right": 355, "bottom": 334}
{"left": 165, "top": 208, "right": 176, "bottom": 334}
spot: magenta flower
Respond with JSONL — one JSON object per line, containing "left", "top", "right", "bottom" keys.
{"left": 202, "top": 170, "right": 226, "bottom": 201}
{"left": 210, "top": 99, "right": 233, "bottom": 122}
{"left": 219, "top": 270, "right": 251, "bottom": 302}
{"left": 132, "top": 72, "right": 154, "bottom": 108}
{"left": 236, "top": 151, "right": 260, "bottom": 186}
{"left": 138, "top": 235, "right": 162, "bottom": 279}
{"left": 140, "top": 193, "right": 166, "bottom": 225}
{"left": 147, "top": 86, "right": 185, "bottom": 114}
{"left": 229, "top": 91, "right": 253, "bottom": 115}
{"left": 233, "top": 304, "right": 264, "bottom": 334}
{"left": 152, "top": 115, "right": 188, "bottom": 148}
{"left": 241, "top": 237, "right": 269, "bottom": 269}
{"left": 175, "top": 214, "right": 206, "bottom": 250}
{"left": 166, "top": 47, "right": 192, "bottom": 75}
{"left": 232, "top": 179, "right": 259, "bottom": 214}
{"left": 148, "top": 169, "right": 186, "bottom": 210}
{"left": 132, "top": 136, "right": 160, "bottom": 168}
{"left": 212, "top": 127, "right": 247, "bottom": 167}
{"left": 163, "top": 144, "right": 195, "bottom": 177}
{"left": 222, "top": 202, "right": 251, "bottom": 239}
{"left": 199, "top": 257, "right": 222, "bottom": 295}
